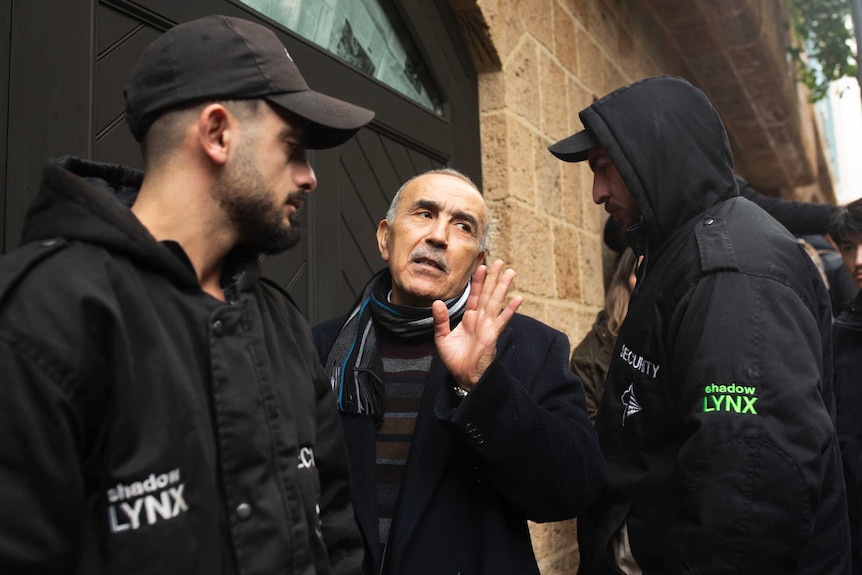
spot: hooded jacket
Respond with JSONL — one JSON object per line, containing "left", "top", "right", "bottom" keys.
{"left": 577, "top": 77, "right": 850, "bottom": 574}
{"left": 0, "top": 157, "right": 362, "bottom": 574}
{"left": 834, "top": 292, "right": 862, "bottom": 574}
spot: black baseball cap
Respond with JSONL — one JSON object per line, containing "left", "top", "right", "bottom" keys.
{"left": 548, "top": 128, "right": 599, "bottom": 163}
{"left": 124, "top": 15, "right": 374, "bottom": 148}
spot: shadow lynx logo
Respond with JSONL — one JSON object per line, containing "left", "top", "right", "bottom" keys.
{"left": 106, "top": 468, "right": 188, "bottom": 533}
{"left": 702, "top": 383, "right": 759, "bottom": 415}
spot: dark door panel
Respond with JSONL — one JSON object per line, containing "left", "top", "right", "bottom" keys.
{"left": 0, "top": 0, "right": 9, "bottom": 254}
{"left": 4, "top": 0, "right": 479, "bottom": 326}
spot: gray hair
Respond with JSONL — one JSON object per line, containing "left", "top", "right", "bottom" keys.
{"left": 386, "top": 168, "right": 490, "bottom": 251}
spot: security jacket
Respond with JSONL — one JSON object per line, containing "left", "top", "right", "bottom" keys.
{"left": 577, "top": 77, "right": 850, "bottom": 574}
{"left": 834, "top": 292, "right": 862, "bottom": 574}
{"left": 0, "top": 157, "right": 362, "bottom": 574}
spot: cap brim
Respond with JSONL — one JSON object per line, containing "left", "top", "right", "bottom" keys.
{"left": 548, "top": 129, "right": 599, "bottom": 162}
{"left": 266, "top": 90, "right": 375, "bottom": 150}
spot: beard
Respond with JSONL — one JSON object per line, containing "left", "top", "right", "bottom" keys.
{"left": 213, "top": 148, "right": 303, "bottom": 255}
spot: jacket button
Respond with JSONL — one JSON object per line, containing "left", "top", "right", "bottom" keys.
{"left": 704, "top": 218, "right": 714, "bottom": 225}
{"left": 236, "top": 502, "right": 252, "bottom": 520}
{"left": 40, "top": 238, "right": 59, "bottom": 247}
{"left": 213, "top": 320, "right": 224, "bottom": 336}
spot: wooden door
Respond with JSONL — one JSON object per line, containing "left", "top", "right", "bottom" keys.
{"left": 3, "top": 0, "right": 479, "bottom": 324}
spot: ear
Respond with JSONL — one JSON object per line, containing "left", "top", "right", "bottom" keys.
{"left": 473, "top": 250, "right": 485, "bottom": 272}
{"left": 376, "top": 220, "right": 391, "bottom": 262}
{"left": 197, "top": 103, "right": 232, "bottom": 167}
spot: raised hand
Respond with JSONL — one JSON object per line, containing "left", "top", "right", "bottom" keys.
{"left": 432, "top": 259, "right": 523, "bottom": 391}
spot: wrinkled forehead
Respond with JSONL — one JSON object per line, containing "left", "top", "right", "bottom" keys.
{"left": 402, "top": 174, "right": 489, "bottom": 223}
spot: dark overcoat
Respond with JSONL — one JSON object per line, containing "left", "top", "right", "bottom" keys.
{"left": 314, "top": 312, "right": 605, "bottom": 575}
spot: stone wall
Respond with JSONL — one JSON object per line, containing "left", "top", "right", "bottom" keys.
{"left": 449, "top": 0, "right": 831, "bottom": 575}
{"left": 449, "top": 1, "right": 678, "bottom": 571}
{"left": 447, "top": 0, "right": 833, "bottom": 573}
{"left": 473, "top": 0, "right": 680, "bottom": 352}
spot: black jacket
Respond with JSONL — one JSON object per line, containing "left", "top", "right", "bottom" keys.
{"left": 577, "top": 77, "right": 850, "bottom": 574}
{"left": 834, "top": 292, "right": 862, "bottom": 575}
{"left": 0, "top": 157, "right": 362, "bottom": 574}
{"left": 314, "top": 313, "right": 605, "bottom": 575}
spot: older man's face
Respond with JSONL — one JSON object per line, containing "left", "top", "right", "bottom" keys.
{"left": 377, "top": 173, "right": 487, "bottom": 307}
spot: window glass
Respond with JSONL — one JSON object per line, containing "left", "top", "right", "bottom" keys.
{"left": 240, "top": 0, "right": 443, "bottom": 115}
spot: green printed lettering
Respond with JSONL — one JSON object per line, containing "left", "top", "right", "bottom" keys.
{"left": 742, "top": 396, "right": 758, "bottom": 414}
{"left": 744, "top": 386, "right": 756, "bottom": 395}
{"left": 711, "top": 395, "right": 724, "bottom": 410}
{"left": 703, "top": 396, "right": 713, "bottom": 412}
{"left": 725, "top": 395, "right": 741, "bottom": 413}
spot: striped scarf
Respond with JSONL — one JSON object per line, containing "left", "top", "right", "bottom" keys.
{"left": 324, "top": 268, "right": 470, "bottom": 418}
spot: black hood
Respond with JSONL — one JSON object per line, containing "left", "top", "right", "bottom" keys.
{"left": 20, "top": 156, "right": 199, "bottom": 289}
{"left": 579, "top": 76, "right": 738, "bottom": 251}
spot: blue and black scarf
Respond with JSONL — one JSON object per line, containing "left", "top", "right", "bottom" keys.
{"left": 323, "top": 268, "right": 470, "bottom": 417}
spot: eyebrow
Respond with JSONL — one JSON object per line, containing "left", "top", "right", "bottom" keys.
{"left": 278, "top": 127, "right": 303, "bottom": 145}
{"left": 588, "top": 151, "right": 609, "bottom": 171}
{"left": 411, "top": 199, "right": 480, "bottom": 233}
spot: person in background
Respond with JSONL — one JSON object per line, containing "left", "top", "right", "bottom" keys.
{"left": 0, "top": 15, "right": 373, "bottom": 574}
{"left": 570, "top": 247, "right": 638, "bottom": 423}
{"left": 827, "top": 197, "right": 862, "bottom": 575}
{"left": 549, "top": 75, "right": 849, "bottom": 575}
{"left": 313, "top": 168, "right": 604, "bottom": 575}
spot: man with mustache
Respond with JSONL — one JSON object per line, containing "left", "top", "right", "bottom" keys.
{"left": 313, "top": 168, "right": 605, "bottom": 574}
{"left": 0, "top": 15, "right": 373, "bottom": 574}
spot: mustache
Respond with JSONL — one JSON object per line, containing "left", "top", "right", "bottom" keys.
{"left": 409, "top": 247, "right": 449, "bottom": 273}
{"left": 287, "top": 190, "right": 308, "bottom": 205}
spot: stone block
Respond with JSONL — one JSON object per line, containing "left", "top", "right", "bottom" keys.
{"left": 504, "top": 39, "right": 542, "bottom": 128}
{"left": 479, "top": 70, "right": 506, "bottom": 113}
{"left": 506, "top": 114, "right": 541, "bottom": 204}
{"left": 530, "top": 518, "right": 580, "bottom": 574}
{"left": 496, "top": 198, "right": 556, "bottom": 297}
{"left": 553, "top": 3, "right": 579, "bottom": 75}
{"left": 480, "top": 0, "right": 525, "bottom": 66}
{"left": 553, "top": 222, "right": 583, "bottom": 300}
{"left": 560, "top": 0, "right": 588, "bottom": 23}
{"left": 545, "top": 300, "right": 580, "bottom": 344}
{"left": 517, "top": 296, "right": 548, "bottom": 325}
{"left": 560, "top": 157, "right": 585, "bottom": 228}
{"left": 539, "top": 51, "right": 571, "bottom": 142}
{"left": 537, "top": 137, "right": 564, "bottom": 218}
{"left": 567, "top": 76, "right": 593, "bottom": 133}
{"left": 520, "top": 0, "right": 555, "bottom": 52}
{"left": 581, "top": 229, "right": 605, "bottom": 306}
{"left": 479, "top": 111, "right": 509, "bottom": 201}
{"left": 577, "top": 32, "right": 604, "bottom": 94}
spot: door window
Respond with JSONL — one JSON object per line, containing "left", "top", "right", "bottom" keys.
{"left": 239, "top": 0, "right": 443, "bottom": 115}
